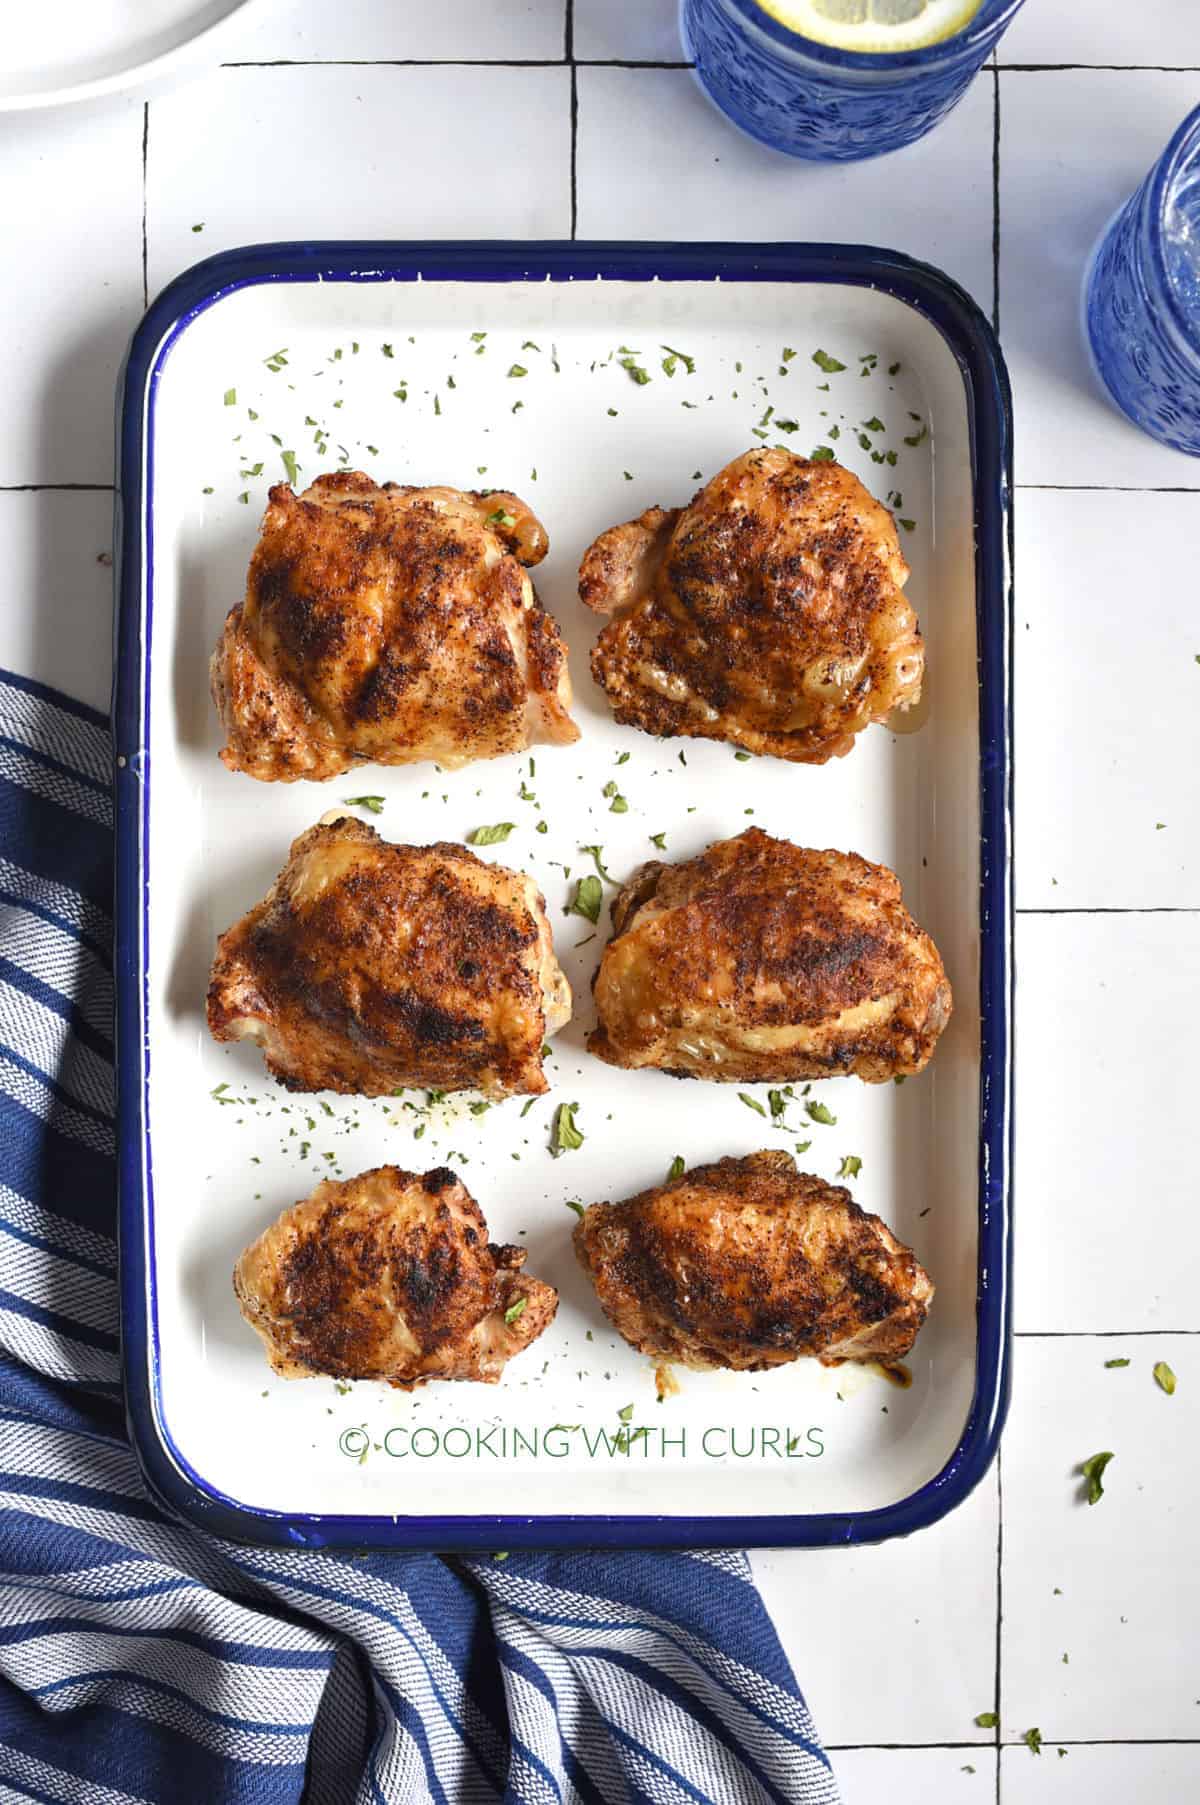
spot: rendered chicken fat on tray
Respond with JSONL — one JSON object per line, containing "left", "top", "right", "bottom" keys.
{"left": 206, "top": 817, "right": 570, "bottom": 1098}
{"left": 589, "top": 827, "right": 951, "bottom": 1084}
{"left": 234, "top": 1165, "right": 558, "bottom": 1389}
{"left": 580, "top": 448, "right": 923, "bottom": 764}
{"left": 573, "top": 1151, "right": 934, "bottom": 1373}
{"left": 210, "top": 472, "right": 579, "bottom": 782}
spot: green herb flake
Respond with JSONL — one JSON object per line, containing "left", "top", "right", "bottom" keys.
{"left": 550, "top": 1101, "right": 585, "bottom": 1158}
{"left": 569, "top": 875, "right": 603, "bottom": 925}
{"left": 812, "top": 349, "right": 846, "bottom": 373}
{"left": 580, "top": 845, "right": 614, "bottom": 883}
{"left": 487, "top": 506, "right": 518, "bottom": 530}
{"left": 781, "top": 347, "right": 797, "bottom": 363}
{"left": 1079, "top": 1449, "right": 1114, "bottom": 1505}
{"left": 620, "top": 357, "right": 651, "bottom": 386}
{"left": 810, "top": 446, "right": 836, "bottom": 463}
{"left": 668, "top": 1155, "right": 686, "bottom": 1181}
{"left": 862, "top": 415, "right": 884, "bottom": 432}
{"left": 767, "top": 1087, "right": 791, "bottom": 1121}
{"left": 1023, "top": 1728, "right": 1043, "bottom": 1757}
{"left": 470, "top": 331, "right": 487, "bottom": 343}
{"left": 343, "top": 795, "right": 385, "bottom": 814}
{"left": 888, "top": 361, "right": 901, "bottom": 375}
{"left": 468, "top": 822, "right": 516, "bottom": 845}
{"left": 837, "top": 1155, "right": 863, "bottom": 1179}
{"left": 904, "top": 423, "right": 929, "bottom": 447}
{"left": 649, "top": 832, "right": 668, "bottom": 850}
{"left": 504, "top": 1296, "right": 528, "bottom": 1327}
{"left": 774, "top": 418, "right": 799, "bottom": 433}
{"left": 899, "top": 518, "right": 916, "bottom": 532}
{"left": 617, "top": 1403, "right": 635, "bottom": 1423}
{"left": 794, "top": 1140, "right": 812, "bottom": 1154}
{"left": 660, "top": 344, "right": 696, "bottom": 377}
{"left": 738, "top": 1092, "right": 767, "bottom": 1118}
{"left": 1154, "top": 1360, "right": 1177, "bottom": 1395}
{"left": 1104, "top": 1357, "right": 1131, "bottom": 1368}
{"left": 564, "top": 1198, "right": 585, "bottom": 1218}
{"left": 281, "top": 449, "right": 299, "bottom": 486}
{"left": 507, "top": 364, "right": 528, "bottom": 379}
{"left": 974, "top": 1711, "right": 998, "bottom": 1729}
{"left": 805, "top": 1100, "right": 837, "bottom": 1126}
{"left": 223, "top": 388, "right": 236, "bottom": 407}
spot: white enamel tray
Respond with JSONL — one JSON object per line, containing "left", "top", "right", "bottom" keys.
{"left": 115, "top": 242, "right": 1013, "bottom": 1549}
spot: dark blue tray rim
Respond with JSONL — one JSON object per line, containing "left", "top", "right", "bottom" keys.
{"left": 114, "top": 239, "right": 1014, "bottom": 1552}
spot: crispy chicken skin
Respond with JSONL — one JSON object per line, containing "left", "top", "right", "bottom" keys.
{"left": 574, "top": 1151, "right": 933, "bottom": 1371}
{"left": 207, "top": 817, "right": 570, "bottom": 1098}
{"left": 588, "top": 827, "right": 951, "bottom": 1084}
{"left": 235, "top": 1165, "right": 557, "bottom": 1387}
{"left": 211, "top": 472, "right": 579, "bottom": 781}
{"left": 580, "top": 448, "right": 923, "bottom": 763}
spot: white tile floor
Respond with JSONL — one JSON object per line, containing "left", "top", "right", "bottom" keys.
{"left": 4, "top": 3, "right": 1199, "bottom": 1799}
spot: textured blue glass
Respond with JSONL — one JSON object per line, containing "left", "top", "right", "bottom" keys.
{"left": 1085, "top": 106, "right": 1200, "bottom": 456}
{"left": 681, "top": 0, "right": 1025, "bottom": 162}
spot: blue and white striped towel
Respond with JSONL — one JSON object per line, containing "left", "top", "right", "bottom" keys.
{"left": 0, "top": 667, "right": 839, "bottom": 1805}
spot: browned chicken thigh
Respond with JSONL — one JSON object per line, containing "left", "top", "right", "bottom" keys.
{"left": 212, "top": 472, "right": 579, "bottom": 781}
{"left": 589, "top": 828, "right": 950, "bottom": 1084}
{"left": 574, "top": 1151, "right": 933, "bottom": 1371}
{"left": 208, "top": 817, "right": 570, "bottom": 1098}
{"left": 235, "top": 1165, "right": 557, "bottom": 1388}
{"left": 581, "top": 448, "right": 922, "bottom": 763}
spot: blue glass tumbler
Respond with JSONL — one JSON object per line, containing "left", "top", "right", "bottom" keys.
{"left": 1085, "top": 105, "right": 1200, "bottom": 456}
{"left": 680, "top": 0, "right": 1026, "bottom": 162}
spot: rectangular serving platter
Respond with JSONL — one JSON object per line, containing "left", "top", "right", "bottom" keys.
{"left": 115, "top": 241, "right": 1013, "bottom": 1550}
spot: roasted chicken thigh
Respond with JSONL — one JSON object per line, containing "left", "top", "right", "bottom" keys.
{"left": 574, "top": 1151, "right": 932, "bottom": 1371}
{"left": 208, "top": 817, "right": 570, "bottom": 1097}
{"left": 581, "top": 448, "right": 922, "bottom": 762}
{"left": 235, "top": 1165, "right": 557, "bottom": 1387}
{"left": 212, "top": 472, "right": 579, "bottom": 781}
{"left": 589, "top": 828, "right": 950, "bottom": 1083}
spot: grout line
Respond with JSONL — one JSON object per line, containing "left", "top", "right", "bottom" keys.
{"left": 570, "top": 64, "right": 579, "bottom": 240}
{"left": 990, "top": 65, "right": 1001, "bottom": 338}
{"left": 1016, "top": 906, "right": 1200, "bottom": 916}
{"left": 1017, "top": 1329, "right": 1200, "bottom": 1339}
{"left": 829, "top": 1739, "right": 1200, "bottom": 1750}
{"left": 1018, "top": 482, "right": 1200, "bottom": 493}
{"left": 993, "top": 1449, "right": 1003, "bottom": 1805}
{"left": 564, "top": 0, "right": 573, "bottom": 61}
{"left": 140, "top": 103, "right": 149, "bottom": 312}
{"left": 997, "top": 62, "right": 1200, "bottom": 73}
{"left": 0, "top": 485, "right": 115, "bottom": 495}
{"left": 826, "top": 1742, "right": 999, "bottom": 1752}
{"left": 218, "top": 57, "right": 694, "bottom": 70}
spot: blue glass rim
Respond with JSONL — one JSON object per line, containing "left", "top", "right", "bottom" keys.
{"left": 1144, "top": 102, "right": 1200, "bottom": 361}
{"left": 114, "top": 238, "right": 1014, "bottom": 1552}
{"left": 718, "top": 0, "right": 1027, "bottom": 73}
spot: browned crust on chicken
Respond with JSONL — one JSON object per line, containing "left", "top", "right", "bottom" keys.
{"left": 211, "top": 472, "right": 579, "bottom": 781}
{"left": 588, "top": 827, "right": 951, "bottom": 1084}
{"left": 581, "top": 449, "right": 922, "bottom": 763}
{"left": 573, "top": 1150, "right": 932, "bottom": 1371}
{"left": 207, "top": 816, "right": 570, "bottom": 1098}
{"left": 235, "top": 1164, "right": 557, "bottom": 1387}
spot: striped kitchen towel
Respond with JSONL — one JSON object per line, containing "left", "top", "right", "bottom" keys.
{"left": 0, "top": 666, "right": 839, "bottom": 1805}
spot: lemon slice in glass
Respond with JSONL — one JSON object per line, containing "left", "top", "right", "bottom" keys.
{"left": 758, "top": 0, "right": 985, "bottom": 54}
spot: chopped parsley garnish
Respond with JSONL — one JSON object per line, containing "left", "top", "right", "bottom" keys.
{"left": 888, "top": 361, "right": 901, "bottom": 375}
{"left": 550, "top": 1102, "right": 584, "bottom": 1157}
{"left": 1154, "top": 1361, "right": 1177, "bottom": 1395}
{"left": 620, "top": 356, "right": 651, "bottom": 386}
{"left": 580, "top": 845, "right": 615, "bottom": 883}
{"left": 263, "top": 348, "right": 288, "bottom": 371}
{"left": 343, "top": 795, "right": 385, "bottom": 814}
{"left": 468, "top": 822, "right": 515, "bottom": 845}
{"left": 810, "top": 446, "right": 836, "bottom": 462}
{"left": 774, "top": 418, "right": 799, "bottom": 433}
{"left": 602, "top": 778, "right": 629, "bottom": 814}
{"left": 668, "top": 1155, "right": 685, "bottom": 1180}
{"left": 738, "top": 1092, "right": 767, "bottom": 1117}
{"left": 569, "top": 876, "right": 603, "bottom": 924}
{"left": 781, "top": 347, "right": 797, "bottom": 363}
{"left": 805, "top": 1100, "right": 837, "bottom": 1126}
{"left": 812, "top": 349, "right": 845, "bottom": 373}
{"left": 660, "top": 344, "right": 696, "bottom": 376}
{"left": 1079, "top": 1450, "right": 1114, "bottom": 1504}
{"left": 223, "top": 388, "right": 236, "bottom": 406}
{"left": 211, "top": 1082, "right": 229, "bottom": 1098}
{"left": 1104, "top": 1357, "right": 1130, "bottom": 1368}
{"left": 767, "top": 1088, "right": 791, "bottom": 1121}
{"left": 617, "top": 1403, "right": 634, "bottom": 1423}
{"left": 794, "top": 1140, "right": 811, "bottom": 1154}
{"left": 1023, "top": 1728, "right": 1043, "bottom": 1757}
{"left": 899, "top": 518, "right": 916, "bottom": 532}
{"left": 837, "top": 1155, "right": 863, "bottom": 1178}
{"left": 564, "top": 1199, "right": 585, "bottom": 1218}
{"left": 507, "top": 364, "right": 528, "bottom": 379}
{"left": 649, "top": 832, "right": 668, "bottom": 850}
{"left": 862, "top": 416, "right": 884, "bottom": 432}
{"left": 522, "top": 340, "right": 541, "bottom": 352}
{"left": 974, "top": 1711, "right": 998, "bottom": 1728}
{"left": 393, "top": 385, "right": 408, "bottom": 402}
{"left": 471, "top": 331, "right": 487, "bottom": 343}
{"left": 281, "top": 449, "right": 299, "bottom": 486}
{"left": 904, "top": 423, "right": 929, "bottom": 447}
{"left": 487, "top": 506, "right": 518, "bottom": 529}
{"left": 504, "top": 1296, "right": 528, "bottom": 1327}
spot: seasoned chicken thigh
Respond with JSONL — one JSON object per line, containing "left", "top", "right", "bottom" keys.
{"left": 212, "top": 472, "right": 579, "bottom": 781}
{"left": 208, "top": 817, "right": 570, "bottom": 1098}
{"left": 589, "top": 827, "right": 950, "bottom": 1083}
{"left": 574, "top": 1151, "right": 932, "bottom": 1371}
{"left": 581, "top": 448, "right": 922, "bottom": 762}
{"left": 235, "top": 1165, "right": 557, "bottom": 1388}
